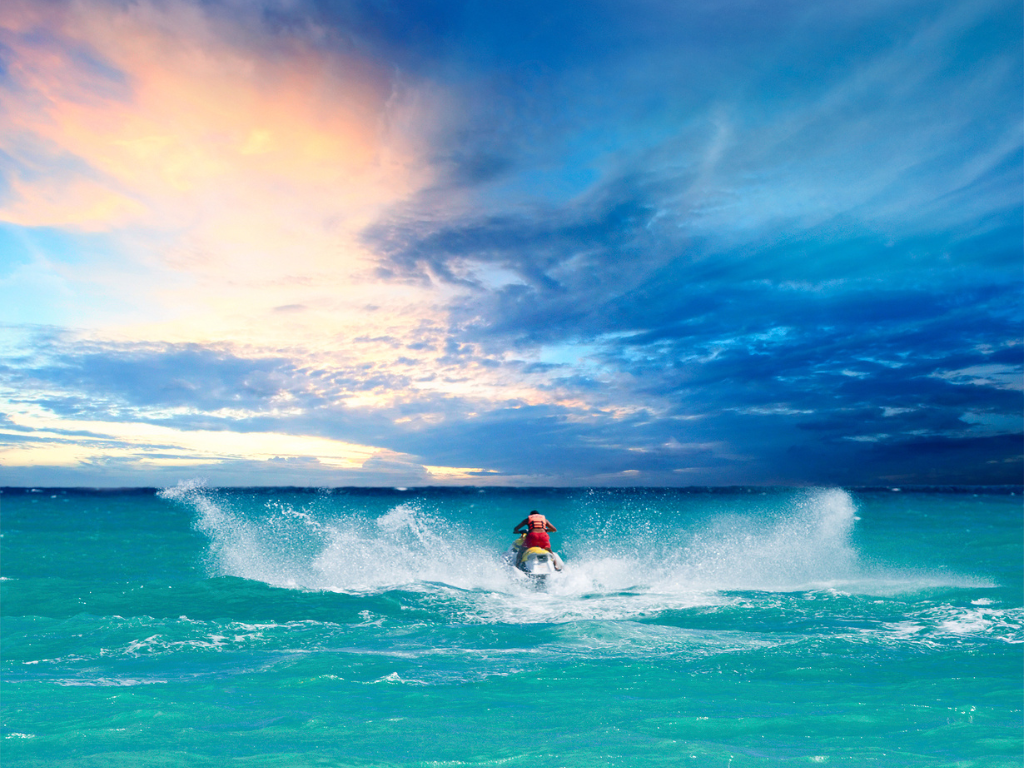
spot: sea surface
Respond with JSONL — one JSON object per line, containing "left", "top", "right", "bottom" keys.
{"left": 1, "top": 484, "right": 1021, "bottom": 767}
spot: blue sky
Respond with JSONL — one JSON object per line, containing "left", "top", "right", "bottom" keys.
{"left": 0, "top": 0, "right": 1021, "bottom": 486}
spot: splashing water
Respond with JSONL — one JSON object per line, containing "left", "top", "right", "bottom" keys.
{"left": 160, "top": 482, "right": 507, "bottom": 593}
{"left": 160, "top": 480, "right": 328, "bottom": 588}
{"left": 312, "top": 503, "right": 509, "bottom": 592}
{"left": 157, "top": 483, "right": 987, "bottom": 625}
{"left": 661, "top": 486, "right": 862, "bottom": 591}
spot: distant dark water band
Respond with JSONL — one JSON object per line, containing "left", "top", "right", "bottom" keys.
{"left": 3, "top": 485, "right": 1022, "bottom": 496}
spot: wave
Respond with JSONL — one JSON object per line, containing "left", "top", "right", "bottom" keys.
{"left": 159, "top": 482, "right": 991, "bottom": 624}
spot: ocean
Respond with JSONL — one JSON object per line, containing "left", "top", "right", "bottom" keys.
{"left": 1, "top": 484, "right": 1021, "bottom": 767}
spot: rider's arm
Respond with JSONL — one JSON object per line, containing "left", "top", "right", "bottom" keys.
{"left": 513, "top": 518, "right": 529, "bottom": 533}
{"left": 545, "top": 522, "right": 557, "bottom": 532}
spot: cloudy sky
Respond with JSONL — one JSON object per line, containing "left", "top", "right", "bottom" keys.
{"left": 1, "top": 0, "right": 1021, "bottom": 487}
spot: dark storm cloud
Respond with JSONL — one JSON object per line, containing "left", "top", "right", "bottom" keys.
{"left": 348, "top": 0, "right": 1023, "bottom": 484}
{"left": 366, "top": 172, "right": 675, "bottom": 308}
{"left": 267, "top": 0, "right": 1022, "bottom": 308}
{"left": 582, "top": 278, "right": 1022, "bottom": 466}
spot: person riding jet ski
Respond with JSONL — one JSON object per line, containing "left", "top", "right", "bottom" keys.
{"left": 513, "top": 510, "right": 557, "bottom": 549}
{"left": 510, "top": 511, "right": 563, "bottom": 573}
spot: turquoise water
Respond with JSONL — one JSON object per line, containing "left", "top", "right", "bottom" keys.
{"left": 2, "top": 484, "right": 1021, "bottom": 766}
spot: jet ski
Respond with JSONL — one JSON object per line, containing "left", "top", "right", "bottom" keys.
{"left": 504, "top": 534, "right": 564, "bottom": 582}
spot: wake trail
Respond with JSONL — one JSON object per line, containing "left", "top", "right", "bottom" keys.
{"left": 159, "top": 483, "right": 990, "bottom": 624}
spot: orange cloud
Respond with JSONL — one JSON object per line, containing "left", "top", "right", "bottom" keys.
{"left": 0, "top": 0, "right": 432, "bottom": 232}
{"left": 0, "top": 174, "right": 146, "bottom": 231}
{"left": 0, "top": 0, "right": 450, "bottom": 356}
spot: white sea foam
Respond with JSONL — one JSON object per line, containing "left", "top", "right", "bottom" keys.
{"left": 870, "top": 604, "right": 1024, "bottom": 646}
{"left": 161, "top": 483, "right": 995, "bottom": 625}
{"left": 53, "top": 678, "right": 169, "bottom": 687}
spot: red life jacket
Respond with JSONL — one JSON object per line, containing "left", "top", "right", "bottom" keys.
{"left": 527, "top": 513, "right": 547, "bottom": 531}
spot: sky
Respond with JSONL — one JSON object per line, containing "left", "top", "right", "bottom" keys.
{"left": 0, "top": 0, "right": 1021, "bottom": 488}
